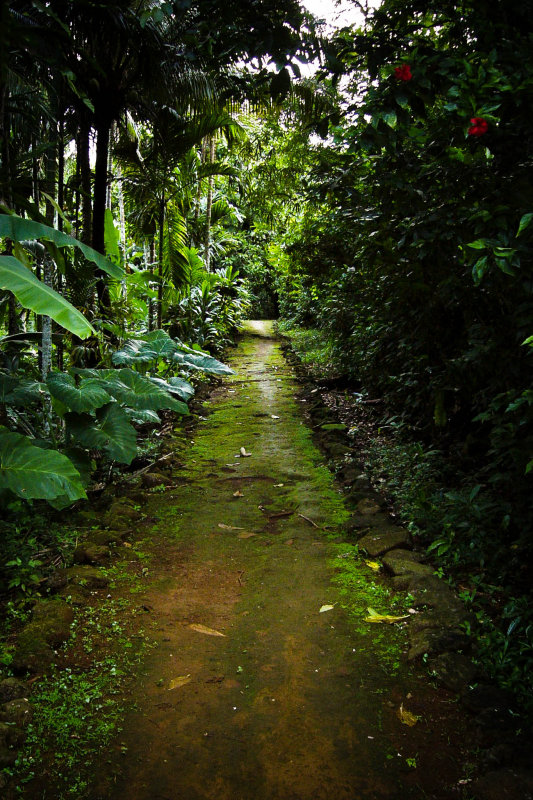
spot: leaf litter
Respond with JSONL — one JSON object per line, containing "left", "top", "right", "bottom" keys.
{"left": 397, "top": 703, "right": 419, "bottom": 726}
{"left": 168, "top": 675, "right": 191, "bottom": 690}
{"left": 365, "top": 607, "right": 410, "bottom": 624}
{"left": 189, "top": 623, "right": 225, "bottom": 637}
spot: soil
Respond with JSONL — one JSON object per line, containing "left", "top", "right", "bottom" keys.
{"left": 20, "top": 321, "right": 477, "bottom": 799}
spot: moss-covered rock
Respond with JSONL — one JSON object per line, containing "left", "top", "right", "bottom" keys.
{"left": 64, "top": 565, "right": 109, "bottom": 591}
{"left": 0, "top": 678, "right": 27, "bottom": 704}
{"left": 73, "top": 543, "right": 110, "bottom": 566}
{"left": 0, "top": 698, "right": 33, "bottom": 727}
{"left": 12, "top": 627, "right": 54, "bottom": 674}
{"left": 141, "top": 471, "right": 173, "bottom": 488}
{"left": 0, "top": 721, "right": 22, "bottom": 766}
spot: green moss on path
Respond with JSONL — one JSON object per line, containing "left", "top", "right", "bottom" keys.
{"left": 25, "top": 322, "right": 472, "bottom": 800}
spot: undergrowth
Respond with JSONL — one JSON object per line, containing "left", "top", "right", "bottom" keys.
{"left": 285, "top": 324, "right": 533, "bottom": 719}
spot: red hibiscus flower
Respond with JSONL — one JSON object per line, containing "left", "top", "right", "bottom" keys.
{"left": 394, "top": 64, "right": 412, "bottom": 81}
{"left": 468, "top": 117, "right": 489, "bottom": 137}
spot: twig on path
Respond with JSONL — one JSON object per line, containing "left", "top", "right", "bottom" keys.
{"left": 298, "top": 513, "right": 322, "bottom": 529}
{"left": 237, "top": 570, "right": 245, "bottom": 585}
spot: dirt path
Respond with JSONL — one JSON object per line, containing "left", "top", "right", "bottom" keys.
{"left": 90, "top": 322, "right": 470, "bottom": 800}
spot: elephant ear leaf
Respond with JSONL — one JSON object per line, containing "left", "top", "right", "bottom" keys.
{"left": 65, "top": 403, "right": 137, "bottom": 465}
{"left": 46, "top": 372, "right": 112, "bottom": 413}
{"left": 104, "top": 369, "right": 189, "bottom": 414}
{"left": 172, "top": 350, "right": 234, "bottom": 376}
{"left": 0, "top": 427, "right": 86, "bottom": 505}
{"left": 0, "top": 374, "right": 45, "bottom": 406}
{"left": 148, "top": 376, "right": 195, "bottom": 403}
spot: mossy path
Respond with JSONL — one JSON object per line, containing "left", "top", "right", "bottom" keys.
{"left": 88, "top": 322, "right": 469, "bottom": 800}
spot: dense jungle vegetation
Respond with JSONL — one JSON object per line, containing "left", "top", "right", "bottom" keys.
{"left": 1, "top": 0, "right": 532, "bottom": 719}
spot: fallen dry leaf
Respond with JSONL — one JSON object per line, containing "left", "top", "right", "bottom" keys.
{"left": 218, "top": 523, "right": 245, "bottom": 531}
{"left": 240, "top": 447, "right": 252, "bottom": 457}
{"left": 237, "top": 531, "right": 255, "bottom": 539}
{"left": 397, "top": 703, "right": 419, "bottom": 727}
{"left": 189, "top": 623, "right": 225, "bottom": 637}
{"left": 319, "top": 604, "right": 335, "bottom": 613}
{"left": 365, "top": 607, "right": 410, "bottom": 624}
{"left": 168, "top": 675, "right": 191, "bottom": 690}
{"left": 233, "top": 490, "right": 244, "bottom": 497}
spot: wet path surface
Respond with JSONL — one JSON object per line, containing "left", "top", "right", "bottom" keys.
{"left": 93, "top": 323, "right": 468, "bottom": 800}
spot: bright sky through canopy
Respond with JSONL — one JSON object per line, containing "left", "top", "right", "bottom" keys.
{"left": 301, "top": 0, "right": 373, "bottom": 30}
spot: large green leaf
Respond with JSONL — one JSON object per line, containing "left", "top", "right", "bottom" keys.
{"left": 0, "top": 374, "right": 45, "bottom": 406}
{"left": 65, "top": 403, "right": 137, "bottom": 464}
{"left": 0, "top": 213, "right": 123, "bottom": 279}
{"left": 171, "top": 350, "right": 234, "bottom": 375}
{"left": 112, "top": 329, "right": 177, "bottom": 365}
{"left": 111, "top": 338, "right": 160, "bottom": 366}
{"left": 0, "top": 255, "right": 94, "bottom": 338}
{"left": 150, "top": 376, "right": 195, "bottom": 403}
{"left": 103, "top": 369, "right": 188, "bottom": 415}
{"left": 0, "top": 427, "right": 86, "bottom": 505}
{"left": 46, "top": 372, "right": 112, "bottom": 414}
{"left": 111, "top": 330, "right": 233, "bottom": 375}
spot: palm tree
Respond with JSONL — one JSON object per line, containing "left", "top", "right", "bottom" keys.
{"left": 118, "top": 104, "right": 243, "bottom": 327}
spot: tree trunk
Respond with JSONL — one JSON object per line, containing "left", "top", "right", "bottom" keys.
{"left": 204, "top": 136, "right": 216, "bottom": 272}
{"left": 42, "top": 135, "right": 56, "bottom": 384}
{"left": 157, "top": 197, "right": 165, "bottom": 329}
{"left": 56, "top": 113, "right": 65, "bottom": 371}
{"left": 146, "top": 239, "right": 155, "bottom": 331}
{"left": 191, "top": 139, "right": 207, "bottom": 247}
{"left": 79, "top": 124, "right": 92, "bottom": 246}
{"left": 92, "top": 115, "right": 112, "bottom": 317}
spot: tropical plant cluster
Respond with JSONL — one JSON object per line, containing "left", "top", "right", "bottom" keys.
{"left": 0, "top": 0, "right": 316, "bottom": 515}
{"left": 265, "top": 0, "right": 533, "bottom": 707}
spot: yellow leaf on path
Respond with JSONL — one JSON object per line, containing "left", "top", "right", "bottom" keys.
{"left": 237, "top": 531, "right": 255, "bottom": 539}
{"left": 319, "top": 604, "right": 335, "bottom": 613}
{"left": 397, "top": 703, "right": 419, "bottom": 726}
{"left": 233, "top": 490, "right": 244, "bottom": 497}
{"left": 218, "top": 523, "right": 245, "bottom": 530}
{"left": 365, "top": 560, "right": 381, "bottom": 572}
{"left": 365, "top": 607, "right": 410, "bottom": 624}
{"left": 189, "top": 623, "right": 225, "bottom": 637}
{"left": 240, "top": 447, "right": 252, "bottom": 457}
{"left": 168, "top": 675, "right": 191, "bottom": 690}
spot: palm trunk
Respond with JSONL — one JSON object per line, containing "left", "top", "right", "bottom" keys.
{"left": 56, "top": 113, "right": 65, "bottom": 371}
{"left": 42, "top": 136, "right": 56, "bottom": 383}
{"left": 204, "top": 136, "right": 216, "bottom": 272}
{"left": 79, "top": 124, "right": 92, "bottom": 246}
{"left": 157, "top": 197, "right": 165, "bottom": 329}
{"left": 191, "top": 139, "right": 207, "bottom": 247}
{"left": 148, "top": 239, "right": 155, "bottom": 331}
{"left": 93, "top": 115, "right": 112, "bottom": 317}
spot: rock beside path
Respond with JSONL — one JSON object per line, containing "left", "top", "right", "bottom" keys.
{"left": 358, "top": 528, "right": 411, "bottom": 556}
